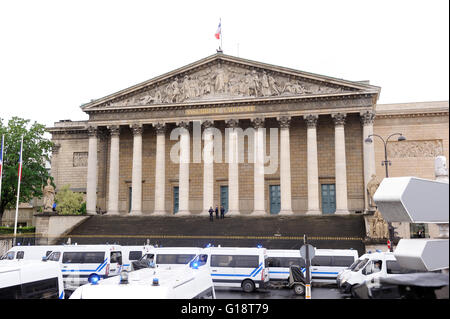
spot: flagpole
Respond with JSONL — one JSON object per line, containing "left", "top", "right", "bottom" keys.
{"left": 13, "top": 135, "right": 23, "bottom": 246}
{"left": 0, "top": 135, "right": 4, "bottom": 203}
{"left": 220, "top": 18, "right": 223, "bottom": 51}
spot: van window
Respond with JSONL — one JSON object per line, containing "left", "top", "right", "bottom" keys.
{"left": 364, "top": 260, "right": 382, "bottom": 275}
{"left": 45, "top": 251, "right": 53, "bottom": 257}
{"left": 47, "top": 252, "right": 61, "bottom": 262}
{"left": 110, "top": 251, "right": 122, "bottom": 264}
{"left": 2, "top": 252, "right": 15, "bottom": 260}
{"left": 129, "top": 251, "right": 142, "bottom": 261}
{"left": 352, "top": 258, "right": 369, "bottom": 272}
{"left": 234, "top": 255, "right": 259, "bottom": 268}
{"left": 332, "top": 256, "right": 355, "bottom": 267}
{"left": 386, "top": 260, "right": 417, "bottom": 274}
{"left": 156, "top": 254, "right": 196, "bottom": 265}
{"left": 16, "top": 251, "right": 24, "bottom": 260}
{"left": 265, "top": 257, "right": 281, "bottom": 268}
{"left": 311, "top": 256, "right": 332, "bottom": 266}
{"left": 62, "top": 252, "right": 105, "bottom": 264}
{"left": 211, "top": 255, "right": 234, "bottom": 267}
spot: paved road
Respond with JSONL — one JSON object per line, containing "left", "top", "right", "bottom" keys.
{"left": 215, "top": 286, "right": 350, "bottom": 299}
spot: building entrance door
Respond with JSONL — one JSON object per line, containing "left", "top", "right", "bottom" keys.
{"left": 220, "top": 186, "right": 228, "bottom": 214}
{"left": 321, "top": 184, "right": 336, "bottom": 214}
{"left": 269, "top": 185, "right": 281, "bottom": 214}
{"left": 173, "top": 186, "right": 179, "bottom": 214}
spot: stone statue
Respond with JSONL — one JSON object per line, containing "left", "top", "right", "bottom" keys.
{"left": 435, "top": 155, "right": 449, "bottom": 182}
{"left": 42, "top": 178, "right": 55, "bottom": 212}
{"left": 367, "top": 174, "right": 381, "bottom": 208}
{"left": 370, "top": 210, "right": 389, "bottom": 239}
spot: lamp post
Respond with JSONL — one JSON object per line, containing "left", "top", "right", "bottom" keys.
{"left": 365, "top": 132, "right": 406, "bottom": 252}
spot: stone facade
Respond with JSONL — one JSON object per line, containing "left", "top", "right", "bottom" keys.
{"left": 46, "top": 54, "right": 449, "bottom": 237}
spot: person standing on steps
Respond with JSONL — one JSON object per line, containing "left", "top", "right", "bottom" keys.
{"left": 208, "top": 206, "right": 214, "bottom": 222}
{"left": 215, "top": 205, "right": 219, "bottom": 219}
{"left": 220, "top": 205, "right": 225, "bottom": 219}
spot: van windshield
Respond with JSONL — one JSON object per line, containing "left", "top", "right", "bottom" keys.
{"left": 352, "top": 258, "right": 369, "bottom": 272}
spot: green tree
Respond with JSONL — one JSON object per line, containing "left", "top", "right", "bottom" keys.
{"left": 55, "top": 185, "right": 85, "bottom": 215}
{"left": 0, "top": 117, "right": 53, "bottom": 219}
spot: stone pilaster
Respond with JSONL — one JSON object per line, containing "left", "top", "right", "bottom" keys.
{"left": 86, "top": 126, "right": 98, "bottom": 215}
{"left": 360, "top": 110, "right": 376, "bottom": 212}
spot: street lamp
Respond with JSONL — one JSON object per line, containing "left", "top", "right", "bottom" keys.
{"left": 365, "top": 132, "right": 406, "bottom": 251}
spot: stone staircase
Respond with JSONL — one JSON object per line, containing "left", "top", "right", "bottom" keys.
{"left": 63, "top": 214, "right": 367, "bottom": 256}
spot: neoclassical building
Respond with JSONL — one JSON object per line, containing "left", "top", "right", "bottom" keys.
{"left": 47, "top": 53, "right": 448, "bottom": 219}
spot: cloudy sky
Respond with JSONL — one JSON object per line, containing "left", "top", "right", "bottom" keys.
{"left": 0, "top": 0, "right": 448, "bottom": 129}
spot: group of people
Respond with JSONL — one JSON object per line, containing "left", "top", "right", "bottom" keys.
{"left": 208, "top": 205, "right": 225, "bottom": 221}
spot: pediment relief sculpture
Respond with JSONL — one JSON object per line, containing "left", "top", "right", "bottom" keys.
{"left": 109, "top": 63, "right": 353, "bottom": 107}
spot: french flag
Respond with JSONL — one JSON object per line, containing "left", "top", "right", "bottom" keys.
{"left": 215, "top": 20, "right": 221, "bottom": 40}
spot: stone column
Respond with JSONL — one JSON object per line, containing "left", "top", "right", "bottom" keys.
{"left": 226, "top": 119, "right": 241, "bottom": 215}
{"left": 153, "top": 122, "right": 167, "bottom": 215}
{"left": 332, "top": 113, "right": 350, "bottom": 215}
{"left": 130, "top": 123, "right": 143, "bottom": 215}
{"left": 251, "top": 118, "right": 266, "bottom": 215}
{"left": 107, "top": 125, "right": 120, "bottom": 215}
{"left": 304, "top": 115, "right": 321, "bottom": 215}
{"left": 360, "top": 110, "right": 376, "bottom": 212}
{"left": 86, "top": 126, "right": 98, "bottom": 215}
{"left": 177, "top": 121, "right": 191, "bottom": 215}
{"left": 202, "top": 120, "right": 215, "bottom": 215}
{"left": 278, "top": 116, "right": 293, "bottom": 215}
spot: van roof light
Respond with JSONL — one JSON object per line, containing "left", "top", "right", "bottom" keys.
{"left": 152, "top": 278, "right": 159, "bottom": 286}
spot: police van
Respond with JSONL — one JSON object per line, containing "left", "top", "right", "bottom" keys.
{"left": 191, "top": 246, "right": 269, "bottom": 293}
{"left": 266, "top": 248, "right": 358, "bottom": 284}
{"left": 69, "top": 263, "right": 215, "bottom": 299}
{"left": 135, "top": 247, "right": 202, "bottom": 269}
{"left": 337, "top": 251, "right": 418, "bottom": 295}
{"left": 0, "top": 260, "right": 64, "bottom": 299}
{"left": 1, "top": 245, "right": 62, "bottom": 261}
{"left": 45, "top": 244, "right": 124, "bottom": 293}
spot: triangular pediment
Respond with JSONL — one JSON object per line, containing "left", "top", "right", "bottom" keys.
{"left": 81, "top": 53, "right": 380, "bottom": 111}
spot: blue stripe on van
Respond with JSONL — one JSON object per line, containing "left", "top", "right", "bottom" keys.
{"left": 211, "top": 262, "right": 263, "bottom": 278}
{"left": 268, "top": 271, "right": 339, "bottom": 275}
{"left": 61, "top": 258, "right": 108, "bottom": 273}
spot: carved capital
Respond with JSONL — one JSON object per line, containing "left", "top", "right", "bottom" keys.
{"left": 130, "top": 123, "right": 143, "bottom": 136}
{"left": 360, "top": 110, "right": 376, "bottom": 125}
{"left": 278, "top": 116, "right": 291, "bottom": 129}
{"left": 87, "top": 125, "right": 98, "bottom": 137}
{"left": 177, "top": 121, "right": 190, "bottom": 130}
{"left": 202, "top": 120, "right": 214, "bottom": 129}
{"left": 304, "top": 114, "right": 318, "bottom": 128}
{"left": 153, "top": 122, "right": 166, "bottom": 135}
{"left": 225, "top": 119, "right": 239, "bottom": 128}
{"left": 251, "top": 117, "right": 265, "bottom": 129}
{"left": 332, "top": 113, "right": 347, "bottom": 126}
{"left": 52, "top": 143, "right": 61, "bottom": 154}
{"left": 108, "top": 125, "right": 120, "bottom": 137}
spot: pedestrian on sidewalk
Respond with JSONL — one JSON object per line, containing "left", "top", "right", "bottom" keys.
{"left": 208, "top": 206, "right": 214, "bottom": 222}
{"left": 220, "top": 205, "right": 225, "bottom": 219}
{"left": 215, "top": 205, "right": 219, "bottom": 219}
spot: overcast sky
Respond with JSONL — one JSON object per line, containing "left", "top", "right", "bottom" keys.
{"left": 0, "top": 0, "right": 448, "bottom": 129}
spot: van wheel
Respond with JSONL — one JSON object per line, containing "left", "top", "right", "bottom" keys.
{"left": 242, "top": 279, "right": 255, "bottom": 293}
{"left": 293, "top": 284, "right": 305, "bottom": 295}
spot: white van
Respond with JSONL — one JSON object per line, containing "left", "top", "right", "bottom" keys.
{"left": 0, "top": 260, "right": 64, "bottom": 299}
{"left": 121, "top": 245, "right": 154, "bottom": 271}
{"left": 45, "top": 244, "right": 124, "bottom": 293}
{"left": 137, "top": 247, "right": 202, "bottom": 269}
{"left": 192, "top": 246, "right": 270, "bottom": 293}
{"left": 266, "top": 249, "right": 358, "bottom": 284}
{"left": 1, "top": 245, "right": 62, "bottom": 261}
{"left": 337, "top": 251, "right": 417, "bottom": 295}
